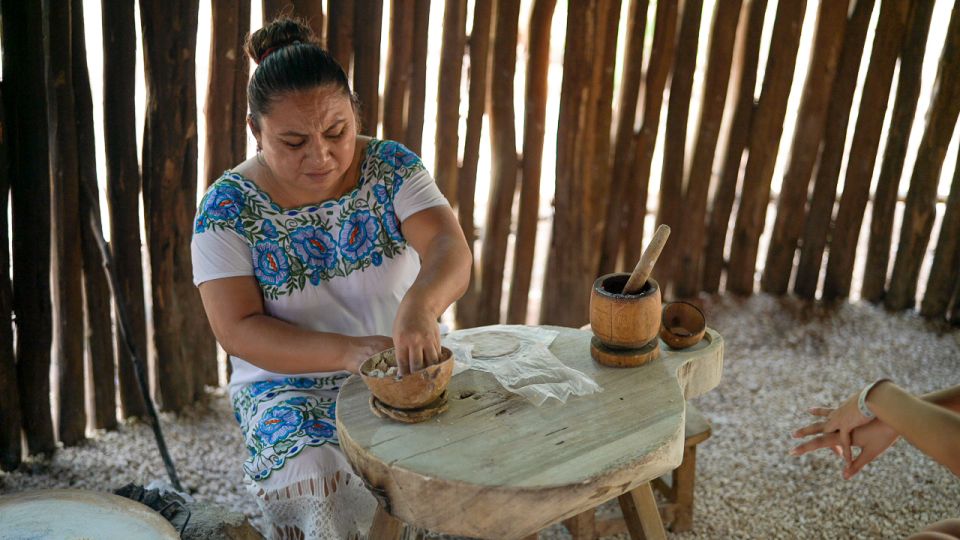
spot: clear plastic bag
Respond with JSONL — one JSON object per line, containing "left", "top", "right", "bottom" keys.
{"left": 443, "top": 325, "right": 602, "bottom": 406}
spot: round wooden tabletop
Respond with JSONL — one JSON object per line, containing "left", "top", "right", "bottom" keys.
{"left": 337, "top": 325, "right": 723, "bottom": 538}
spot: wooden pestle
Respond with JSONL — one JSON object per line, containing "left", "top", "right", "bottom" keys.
{"left": 623, "top": 224, "right": 671, "bottom": 295}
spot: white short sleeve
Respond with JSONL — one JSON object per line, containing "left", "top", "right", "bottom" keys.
{"left": 191, "top": 228, "right": 254, "bottom": 286}
{"left": 392, "top": 166, "right": 449, "bottom": 222}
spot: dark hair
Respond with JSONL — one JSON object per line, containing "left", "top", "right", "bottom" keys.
{"left": 243, "top": 17, "right": 359, "bottom": 128}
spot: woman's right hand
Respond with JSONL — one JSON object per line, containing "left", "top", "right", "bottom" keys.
{"left": 343, "top": 335, "right": 394, "bottom": 374}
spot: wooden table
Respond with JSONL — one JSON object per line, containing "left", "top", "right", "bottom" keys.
{"left": 337, "top": 325, "right": 724, "bottom": 539}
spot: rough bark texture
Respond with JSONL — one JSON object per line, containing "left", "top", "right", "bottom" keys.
{"left": 726, "top": 0, "right": 805, "bottom": 295}
{"left": 674, "top": 0, "right": 743, "bottom": 298}
{"left": 140, "top": 0, "right": 207, "bottom": 411}
{"left": 327, "top": 2, "right": 355, "bottom": 75}
{"left": 760, "top": 0, "right": 847, "bottom": 295}
{"left": 205, "top": 1, "right": 249, "bottom": 188}
{"left": 541, "top": 0, "right": 618, "bottom": 327}
{"left": 354, "top": 0, "right": 384, "bottom": 136}
{"left": 383, "top": 0, "right": 415, "bottom": 142}
{"left": 434, "top": 0, "right": 467, "bottom": 201}
{"left": 622, "top": 0, "right": 679, "bottom": 269}
{"left": 506, "top": 0, "right": 557, "bottom": 324}
{"left": 454, "top": 0, "right": 493, "bottom": 329}
{"left": 45, "top": 0, "right": 87, "bottom": 446}
{"left": 702, "top": 0, "right": 766, "bottom": 293}
{"left": 598, "top": 0, "right": 648, "bottom": 275}
{"left": 405, "top": 0, "right": 431, "bottom": 154}
{"left": 861, "top": 0, "right": 935, "bottom": 303}
{"left": 0, "top": 82, "right": 22, "bottom": 471}
{"left": 72, "top": 0, "right": 118, "bottom": 431}
{"left": 656, "top": 0, "right": 703, "bottom": 290}
{"left": 102, "top": 0, "right": 149, "bottom": 419}
{"left": 478, "top": 0, "right": 522, "bottom": 325}
{"left": 793, "top": 0, "right": 876, "bottom": 299}
{"left": 886, "top": 0, "right": 960, "bottom": 312}
{"left": 920, "top": 161, "right": 960, "bottom": 319}
{"left": 822, "top": 0, "right": 909, "bottom": 301}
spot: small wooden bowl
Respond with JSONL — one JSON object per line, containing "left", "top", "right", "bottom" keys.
{"left": 360, "top": 347, "right": 454, "bottom": 410}
{"left": 660, "top": 301, "right": 706, "bottom": 350}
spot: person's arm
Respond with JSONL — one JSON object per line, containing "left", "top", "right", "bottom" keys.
{"left": 865, "top": 381, "right": 960, "bottom": 476}
{"left": 198, "top": 275, "right": 393, "bottom": 374}
{"left": 919, "top": 384, "right": 960, "bottom": 413}
{"left": 392, "top": 205, "right": 471, "bottom": 374}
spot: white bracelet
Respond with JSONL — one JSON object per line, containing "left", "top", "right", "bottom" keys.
{"left": 858, "top": 379, "right": 888, "bottom": 419}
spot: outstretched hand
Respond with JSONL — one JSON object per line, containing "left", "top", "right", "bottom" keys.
{"left": 792, "top": 390, "right": 873, "bottom": 465}
{"left": 791, "top": 411, "right": 899, "bottom": 479}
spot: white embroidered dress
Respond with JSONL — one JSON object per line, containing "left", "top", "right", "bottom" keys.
{"left": 191, "top": 139, "right": 448, "bottom": 539}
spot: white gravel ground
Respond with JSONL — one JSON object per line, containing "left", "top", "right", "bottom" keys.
{"left": 1, "top": 294, "right": 958, "bottom": 539}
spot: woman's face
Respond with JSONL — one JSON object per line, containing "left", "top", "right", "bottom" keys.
{"left": 252, "top": 86, "right": 358, "bottom": 205}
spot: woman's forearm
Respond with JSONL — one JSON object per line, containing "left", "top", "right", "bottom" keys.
{"left": 404, "top": 230, "right": 471, "bottom": 318}
{"left": 868, "top": 382, "right": 960, "bottom": 476}
{"left": 921, "top": 384, "right": 960, "bottom": 413}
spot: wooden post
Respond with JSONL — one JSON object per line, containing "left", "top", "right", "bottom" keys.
{"left": 506, "top": 0, "right": 557, "bottom": 324}
{"left": 434, "top": 0, "right": 467, "bottom": 201}
{"left": 327, "top": 1, "right": 354, "bottom": 75}
{"left": 725, "top": 0, "right": 805, "bottom": 296}
{"left": 383, "top": 0, "right": 415, "bottom": 142}
{"left": 0, "top": 82, "right": 22, "bottom": 471}
{"left": 45, "top": 0, "right": 87, "bottom": 446}
{"left": 598, "top": 0, "right": 649, "bottom": 274}
{"left": 656, "top": 0, "right": 703, "bottom": 290}
{"left": 354, "top": 0, "right": 384, "bottom": 136}
{"left": 405, "top": 0, "right": 431, "bottom": 155}
{"left": 920, "top": 161, "right": 960, "bottom": 319}
{"left": 478, "top": 0, "right": 521, "bottom": 325}
{"left": 102, "top": 0, "right": 148, "bottom": 419}
{"left": 702, "top": 0, "right": 766, "bottom": 293}
{"left": 622, "top": 0, "right": 679, "bottom": 270}
{"left": 205, "top": 0, "right": 249, "bottom": 189}
{"left": 793, "top": 0, "right": 876, "bottom": 299}
{"left": 541, "top": 0, "right": 619, "bottom": 327}
{"left": 72, "top": 0, "right": 117, "bottom": 431}
{"left": 454, "top": 0, "right": 493, "bottom": 329}
{"left": 886, "top": 1, "right": 960, "bottom": 311}
{"left": 2, "top": 0, "right": 56, "bottom": 455}
{"left": 861, "top": 0, "right": 935, "bottom": 303}
{"left": 822, "top": 1, "right": 909, "bottom": 301}
{"left": 759, "top": 0, "right": 848, "bottom": 295}
{"left": 140, "top": 0, "right": 203, "bottom": 410}
{"left": 673, "top": 0, "right": 743, "bottom": 298}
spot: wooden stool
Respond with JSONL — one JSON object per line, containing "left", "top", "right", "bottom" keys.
{"left": 549, "top": 403, "right": 712, "bottom": 539}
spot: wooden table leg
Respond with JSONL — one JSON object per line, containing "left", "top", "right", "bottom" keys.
{"left": 617, "top": 482, "right": 666, "bottom": 540}
{"left": 563, "top": 509, "right": 596, "bottom": 539}
{"left": 370, "top": 504, "right": 404, "bottom": 540}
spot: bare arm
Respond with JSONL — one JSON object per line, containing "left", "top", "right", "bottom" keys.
{"left": 392, "top": 205, "right": 471, "bottom": 374}
{"left": 920, "top": 384, "right": 960, "bottom": 413}
{"left": 198, "top": 276, "right": 392, "bottom": 375}
{"left": 866, "top": 381, "right": 960, "bottom": 476}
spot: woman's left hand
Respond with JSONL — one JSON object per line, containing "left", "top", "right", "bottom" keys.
{"left": 793, "top": 390, "right": 873, "bottom": 465}
{"left": 392, "top": 299, "right": 441, "bottom": 376}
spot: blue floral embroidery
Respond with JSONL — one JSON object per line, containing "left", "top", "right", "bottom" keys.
{"left": 261, "top": 220, "right": 278, "bottom": 240}
{"left": 250, "top": 380, "right": 283, "bottom": 397}
{"left": 285, "top": 396, "right": 310, "bottom": 407}
{"left": 383, "top": 206, "right": 403, "bottom": 242}
{"left": 285, "top": 377, "right": 318, "bottom": 389}
{"left": 253, "top": 241, "right": 290, "bottom": 286}
{"left": 194, "top": 215, "right": 208, "bottom": 234}
{"left": 340, "top": 210, "right": 380, "bottom": 263}
{"left": 373, "top": 184, "right": 389, "bottom": 204}
{"left": 302, "top": 419, "right": 335, "bottom": 440}
{"left": 289, "top": 226, "right": 338, "bottom": 270}
{"left": 203, "top": 184, "right": 245, "bottom": 221}
{"left": 372, "top": 252, "right": 383, "bottom": 266}
{"left": 256, "top": 406, "right": 302, "bottom": 446}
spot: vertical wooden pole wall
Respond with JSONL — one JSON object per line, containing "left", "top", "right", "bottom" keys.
{"left": 454, "top": 0, "right": 493, "bottom": 329}
{"left": 45, "top": 0, "right": 87, "bottom": 446}
{"left": 72, "top": 0, "right": 118, "bottom": 431}
{"left": 103, "top": 0, "right": 149, "bottom": 419}
{"left": 674, "top": 0, "right": 743, "bottom": 298}
{"left": 327, "top": 2, "right": 355, "bottom": 75}
{"left": 435, "top": 0, "right": 467, "bottom": 202}
{"left": 507, "top": 0, "right": 558, "bottom": 324}
{"left": 887, "top": 1, "right": 960, "bottom": 311}
{"left": 383, "top": 0, "right": 415, "bottom": 142}
{"left": 354, "top": 0, "right": 384, "bottom": 136}
{"left": 761, "top": 0, "right": 848, "bottom": 295}
{"left": 478, "top": 0, "right": 522, "bottom": 326}
{"left": 861, "top": 1, "right": 935, "bottom": 303}
{"left": 3, "top": 0, "right": 56, "bottom": 456}
{"left": 922, "top": 161, "right": 960, "bottom": 319}
{"left": 0, "top": 83, "right": 21, "bottom": 471}
{"left": 406, "top": 0, "right": 432, "bottom": 155}
{"left": 725, "top": 0, "right": 805, "bottom": 295}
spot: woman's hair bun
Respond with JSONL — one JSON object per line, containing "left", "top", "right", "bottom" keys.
{"left": 244, "top": 16, "right": 318, "bottom": 64}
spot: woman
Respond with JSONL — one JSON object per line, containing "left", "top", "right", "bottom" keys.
{"left": 191, "top": 18, "right": 471, "bottom": 539}
{"left": 791, "top": 380, "right": 960, "bottom": 539}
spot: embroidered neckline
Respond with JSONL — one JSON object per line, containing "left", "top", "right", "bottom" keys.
{"left": 226, "top": 138, "right": 378, "bottom": 216}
